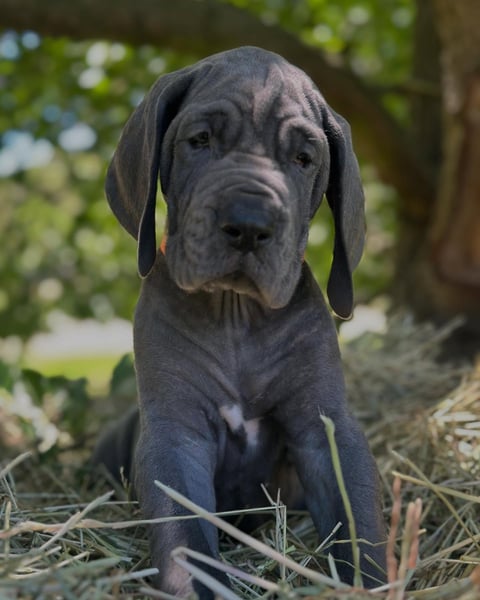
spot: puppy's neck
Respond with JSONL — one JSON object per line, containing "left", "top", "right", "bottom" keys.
{"left": 210, "top": 288, "right": 268, "bottom": 326}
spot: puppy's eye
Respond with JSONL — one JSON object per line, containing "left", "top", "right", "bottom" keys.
{"left": 189, "top": 131, "right": 210, "bottom": 149}
{"left": 294, "top": 152, "right": 313, "bottom": 168}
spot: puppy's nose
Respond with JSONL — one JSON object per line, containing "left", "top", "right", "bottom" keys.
{"left": 218, "top": 202, "right": 274, "bottom": 253}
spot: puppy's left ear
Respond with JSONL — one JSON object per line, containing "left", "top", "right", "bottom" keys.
{"left": 105, "top": 68, "right": 197, "bottom": 277}
{"left": 320, "top": 107, "right": 365, "bottom": 319}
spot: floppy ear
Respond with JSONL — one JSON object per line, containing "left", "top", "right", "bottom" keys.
{"left": 105, "top": 69, "right": 196, "bottom": 277}
{"left": 318, "top": 106, "right": 366, "bottom": 319}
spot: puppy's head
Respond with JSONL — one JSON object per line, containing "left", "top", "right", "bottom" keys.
{"left": 106, "top": 46, "right": 364, "bottom": 317}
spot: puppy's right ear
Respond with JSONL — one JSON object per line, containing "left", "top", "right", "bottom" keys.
{"left": 105, "top": 69, "right": 195, "bottom": 277}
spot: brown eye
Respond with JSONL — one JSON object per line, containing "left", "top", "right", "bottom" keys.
{"left": 189, "top": 131, "right": 210, "bottom": 148}
{"left": 294, "top": 152, "right": 313, "bottom": 168}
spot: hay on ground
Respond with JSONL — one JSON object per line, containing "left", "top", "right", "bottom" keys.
{"left": 1, "top": 316, "right": 479, "bottom": 599}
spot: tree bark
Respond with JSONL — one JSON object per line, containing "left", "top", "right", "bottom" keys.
{"left": 0, "top": 0, "right": 433, "bottom": 210}
{"left": 404, "top": 0, "right": 480, "bottom": 331}
{"left": 394, "top": 0, "right": 442, "bottom": 306}
{"left": 432, "top": 1, "right": 480, "bottom": 295}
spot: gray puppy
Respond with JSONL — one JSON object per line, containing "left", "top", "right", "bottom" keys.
{"left": 94, "top": 46, "right": 386, "bottom": 597}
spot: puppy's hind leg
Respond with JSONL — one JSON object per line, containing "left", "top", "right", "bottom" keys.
{"left": 90, "top": 406, "right": 139, "bottom": 487}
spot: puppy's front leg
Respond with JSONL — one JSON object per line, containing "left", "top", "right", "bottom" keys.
{"left": 134, "top": 415, "right": 225, "bottom": 598}
{"left": 286, "top": 411, "right": 386, "bottom": 587}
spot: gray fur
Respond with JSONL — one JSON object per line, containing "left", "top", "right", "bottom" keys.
{"left": 94, "top": 47, "right": 385, "bottom": 597}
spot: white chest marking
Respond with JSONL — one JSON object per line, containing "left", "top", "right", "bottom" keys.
{"left": 219, "top": 404, "right": 244, "bottom": 432}
{"left": 244, "top": 418, "right": 260, "bottom": 447}
{"left": 219, "top": 404, "right": 260, "bottom": 447}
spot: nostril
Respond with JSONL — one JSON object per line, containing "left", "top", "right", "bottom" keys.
{"left": 222, "top": 225, "right": 271, "bottom": 243}
{"left": 220, "top": 221, "right": 273, "bottom": 252}
{"left": 256, "top": 231, "right": 270, "bottom": 243}
{"left": 222, "top": 224, "right": 243, "bottom": 240}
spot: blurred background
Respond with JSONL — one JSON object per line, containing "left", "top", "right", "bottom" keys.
{"left": 0, "top": 0, "right": 479, "bottom": 453}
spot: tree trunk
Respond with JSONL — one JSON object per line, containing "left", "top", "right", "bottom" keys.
{"left": 393, "top": 0, "right": 441, "bottom": 308}
{"left": 398, "top": 0, "right": 480, "bottom": 336}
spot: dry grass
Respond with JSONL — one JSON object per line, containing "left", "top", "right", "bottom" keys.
{"left": 1, "top": 316, "right": 479, "bottom": 599}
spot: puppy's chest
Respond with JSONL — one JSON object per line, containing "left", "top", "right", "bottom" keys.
{"left": 214, "top": 347, "right": 285, "bottom": 461}
{"left": 213, "top": 334, "right": 286, "bottom": 425}
{"left": 219, "top": 403, "right": 262, "bottom": 449}
{"left": 216, "top": 401, "right": 282, "bottom": 484}
{"left": 210, "top": 310, "right": 297, "bottom": 448}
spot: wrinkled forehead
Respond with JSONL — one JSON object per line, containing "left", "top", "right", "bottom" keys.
{"left": 183, "top": 52, "right": 321, "bottom": 127}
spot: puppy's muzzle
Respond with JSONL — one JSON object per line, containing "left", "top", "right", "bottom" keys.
{"left": 218, "top": 196, "right": 276, "bottom": 254}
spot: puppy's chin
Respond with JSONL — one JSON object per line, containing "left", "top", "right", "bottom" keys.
{"left": 202, "top": 272, "right": 267, "bottom": 303}
{"left": 178, "top": 272, "right": 289, "bottom": 310}
{"left": 165, "top": 245, "right": 302, "bottom": 309}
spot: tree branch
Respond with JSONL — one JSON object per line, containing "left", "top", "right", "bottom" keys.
{"left": 0, "top": 0, "right": 434, "bottom": 207}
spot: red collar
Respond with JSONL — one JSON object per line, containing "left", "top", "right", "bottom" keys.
{"left": 159, "top": 233, "right": 167, "bottom": 255}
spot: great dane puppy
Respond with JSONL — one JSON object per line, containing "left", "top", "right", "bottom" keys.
{"left": 95, "top": 46, "right": 386, "bottom": 596}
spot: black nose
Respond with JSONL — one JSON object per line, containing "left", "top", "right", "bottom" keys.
{"left": 218, "top": 201, "right": 275, "bottom": 253}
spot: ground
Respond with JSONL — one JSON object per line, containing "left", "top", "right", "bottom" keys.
{"left": 1, "top": 316, "right": 479, "bottom": 599}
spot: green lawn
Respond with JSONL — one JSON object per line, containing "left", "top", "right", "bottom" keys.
{"left": 23, "top": 353, "right": 124, "bottom": 395}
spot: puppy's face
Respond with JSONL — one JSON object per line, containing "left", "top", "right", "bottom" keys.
{"left": 161, "top": 68, "right": 329, "bottom": 308}
{"left": 106, "top": 47, "right": 364, "bottom": 318}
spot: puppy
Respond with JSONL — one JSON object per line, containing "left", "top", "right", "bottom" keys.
{"left": 94, "top": 46, "right": 386, "bottom": 597}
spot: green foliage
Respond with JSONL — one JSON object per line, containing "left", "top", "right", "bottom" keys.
{"left": 0, "top": 352, "right": 137, "bottom": 456}
{"left": 0, "top": 1, "right": 414, "bottom": 339}
{"left": 228, "top": 0, "right": 414, "bottom": 81}
{"left": 23, "top": 368, "right": 90, "bottom": 438}
{"left": 109, "top": 352, "right": 136, "bottom": 399}
{"left": 0, "top": 35, "right": 179, "bottom": 337}
{"left": 0, "top": 358, "right": 91, "bottom": 454}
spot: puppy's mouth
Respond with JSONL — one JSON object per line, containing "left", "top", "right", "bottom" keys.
{"left": 200, "top": 270, "right": 262, "bottom": 298}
